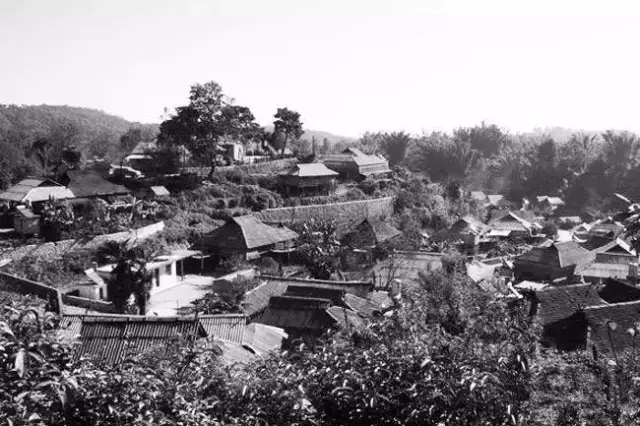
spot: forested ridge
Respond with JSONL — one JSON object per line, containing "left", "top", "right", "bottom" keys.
{"left": 361, "top": 124, "right": 640, "bottom": 215}
{"left": 0, "top": 104, "right": 158, "bottom": 187}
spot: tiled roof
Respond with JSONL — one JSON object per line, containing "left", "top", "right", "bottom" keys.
{"left": 517, "top": 242, "right": 594, "bottom": 268}
{"left": 199, "top": 216, "right": 297, "bottom": 252}
{"left": 598, "top": 278, "right": 640, "bottom": 304}
{"left": 282, "top": 163, "right": 338, "bottom": 177}
{"left": 343, "top": 293, "right": 389, "bottom": 317}
{"left": 326, "top": 306, "right": 366, "bottom": 328}
{"left": 76, "top": 316, "right": 207, "bottom": 365}
{"left": 256, "top": 296, "right": 336, "bottom": 331}
{"left": 535, "top": 283, "right": 606, "bottom": 326}
{"left": 583, "top": 300, "right": 640, "bottom": 355}
{"left": 243, "top": 278, "right": 291, "bottom": 317}
{"left": 199, "top": 314, "right": 247, "bottom": 343}
{"left": 66, "top": 171, "right": 130, "bottom": 198}
{"left": 578, "top": 262, "right": 630, "bottom": 280}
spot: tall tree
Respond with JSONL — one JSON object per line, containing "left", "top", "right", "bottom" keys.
{"left": 95, "top": 240, "right": 155, "bottom": 314}
{"left": 454, "top": 122, "right": 508, "bottom": 157}
{"left": 273, "top": 108, "right": 303, "bottom": 157}
{"left": 380, "top": 131, "right": 413, "bottom": 167}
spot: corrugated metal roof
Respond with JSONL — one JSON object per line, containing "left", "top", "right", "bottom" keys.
{"left": 77, "top": 316, "right": 207, "bottom": 365}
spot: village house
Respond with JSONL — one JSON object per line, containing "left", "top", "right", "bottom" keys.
{"left": 341, "top": 218, "right": 401, "bottom": 249}
{"left": 134, "top": 185, "right": 170, "bottom": 200}
{"left": 487, "top": 210, "right": 541, "bottom": 239}
{"left": 93, "top": 249, "right": 199, "bottom": 299}
{"left": 254, "top": 296, "right": 365, "bottom": 340}
{"left": 279, "top": 163, "right": 339, "bottom": 196}
{"left": 575, "top": 238, "right": 639, "bottom": 283}
{"left": 243, "top": 275, "right": 375, "bottom": 318}
{"left": 323, "top": 148, "right": 391, "bottom": 181}
{"left": 0, "top": 178, "right": 75, "bottom": 210}
{"left": 448, "top": 215, "right": 488, "bottom": 247}
{"left": 535, "top": 196, "right": 565, "bottom": 213}
{"left": 122, "top": 140, "right": 158, "bottom": 174}
{"left": 197, "top": 215, "right": 298, "bottom": 262}
{"left": 514, "top": 241, "right": 595, "bottom": 282}
{"left": 63, "top": 314, "right": 287, "bottom": 366}
{"left": 485, "top": 194, "right": 516, "bottom": 209}
{"left": 12, "top": 205, "right": 41, "bottom": 236}
{"left": 64, "top": 170, "right": 130, "bottom": 205}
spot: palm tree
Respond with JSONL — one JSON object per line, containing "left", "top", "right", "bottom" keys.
{"left": 95, "top": 240, "right": 155, "bottom": 314}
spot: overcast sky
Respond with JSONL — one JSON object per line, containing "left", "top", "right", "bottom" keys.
{"left": 1, "top": 0, "right": 639, "bottom": 137}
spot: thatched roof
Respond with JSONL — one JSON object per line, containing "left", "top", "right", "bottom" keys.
{"left": 66, "top": 170, "right": 130, "bottom": 198}
{"left": 281, "top": 163, "right": 338, "bottom": 178}
{"left": 199, "top": 216, "right": 297, "bottom": 253}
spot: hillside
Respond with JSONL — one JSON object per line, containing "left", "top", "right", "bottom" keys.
{"left": 263, "top": 124, "right": 356, "bottom": 145}
{"left": 0, "top": 104, "right": 159, "bottom": 188}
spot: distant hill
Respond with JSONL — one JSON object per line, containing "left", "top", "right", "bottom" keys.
{"left": 263, "top": 125, "right": 356, "bottom": 146}
{"left": 0, "top": 104, "right": 158, "bottom": 160}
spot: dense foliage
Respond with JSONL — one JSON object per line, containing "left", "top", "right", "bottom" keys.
{"left": 6, "top": 263, "right": 640, "bottom": 424}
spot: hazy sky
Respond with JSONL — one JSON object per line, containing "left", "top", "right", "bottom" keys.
{"left": 1, "top": 0, "right": 639, "bottom": 137}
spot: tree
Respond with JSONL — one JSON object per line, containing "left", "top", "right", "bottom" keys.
{"left": 454, "top": 122, "right": 508, "bottom": 157}
{"left": 380, "top": 131, "right": 413, "bottom": 167}
{"left": 295, "top": 218, "right": 342, "bottom": 279}
{"left": 40, "top": 199, "right": 75, "bottom": 242}
{"left": 95, "top": 240, "right": 155, "bottom": 314}
{"left": 273, "top": 107, "right": 304, "bottom": 157}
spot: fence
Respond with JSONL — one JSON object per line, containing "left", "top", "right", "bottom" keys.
{"left": 0, "top": 271, "right": 63, "bottom": 314}
{"left": 61, "top": 294, "right": 117, "bottom": 313}
{"left": 256, "top": 197, "right": 395, "bottom": 235}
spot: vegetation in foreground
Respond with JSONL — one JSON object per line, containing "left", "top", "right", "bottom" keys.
{"left": 3, "top": 267, "right": 640, "bottom": 425}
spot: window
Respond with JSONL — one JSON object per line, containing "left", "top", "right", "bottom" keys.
{"left": 155, "top": 269, "right": 160, "bottom": 287}
{"left": 99, "top": 288, "right": 104, "bottom": 300}
{"left": 165, "top": 264, "right": 172, "bottom": 275}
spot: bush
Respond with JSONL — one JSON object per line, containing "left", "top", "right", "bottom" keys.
{"left": 357, "top": 179, "right": 379, "bottom": 196}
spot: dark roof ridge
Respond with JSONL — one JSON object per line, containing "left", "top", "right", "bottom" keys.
{"left": 261, "top": 275, "right": 371, "bottom": 285}
{"left": 583, "top": 299, "right": 640, "bottom": 312}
